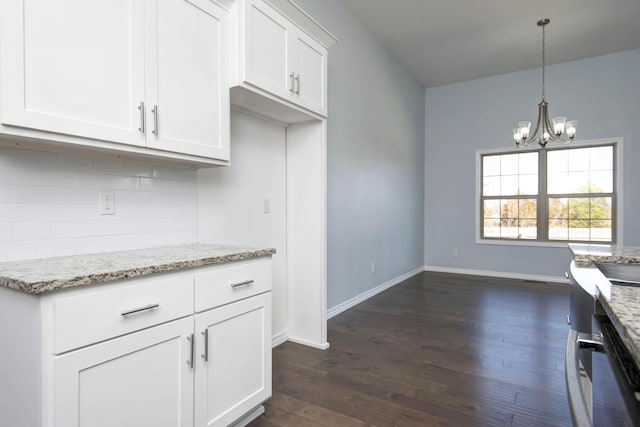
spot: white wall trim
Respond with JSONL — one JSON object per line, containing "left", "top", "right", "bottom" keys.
{"left": 272, "top": 329, "right": 288, "bottom": 348}
{"left": 287, "top": 336, "right": 330, "bottom": 350}
{"left": 424, "top": 265, "right": 569, "bottom": 285}
{"left": 327, "top": 266, "right": 425, "bottom": 320}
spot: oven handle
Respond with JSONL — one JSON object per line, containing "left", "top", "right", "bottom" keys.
{"left": 566, "top": 329, "right": 594, "bottom": 427}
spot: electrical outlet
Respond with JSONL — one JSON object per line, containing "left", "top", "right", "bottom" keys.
{"left": 99, "top": 191, "right": 115, "bottom": 215}
{"left": 452, "top": 248, "right": 459, "bottom": 257}
{"left": 263, "top": 198, "right": 270, "bottom": 214}
{"left": 371, "top": 262, "right": 375, "bottom": 273}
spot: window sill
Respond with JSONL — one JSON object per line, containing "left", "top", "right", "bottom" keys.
{"left": 476, "top": 238, "right": 573, "bottom": 249}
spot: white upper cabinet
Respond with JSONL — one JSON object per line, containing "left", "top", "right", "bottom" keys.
{"left": 147, "top": 0, "right": 230, "bottom": 160}
{"left": 230, "top": 0, "right": 336, "bottom": 120}
{"left": 0, "top": 0, "right": 231, "bottom": 164}
{"left": 0, "top": 0, "right": 146, "bottom": 146}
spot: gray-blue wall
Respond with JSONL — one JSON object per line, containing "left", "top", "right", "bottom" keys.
{"left": 293, "top": 0, "right": 426, "bottom": 309}
{"left": 425, "top": 49, "right": 640, "bottom": 278}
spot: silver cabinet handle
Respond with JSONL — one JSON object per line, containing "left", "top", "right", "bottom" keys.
{"left": 151, "top": 104, "right": 158, "bottom": 135}
{"left": 137, "top": 101, "right": 145, "bottom": 133}
{"left": 566, "top": 314, "right": 571, "bottom": 325}
{"left": 295, "top": 74, "right": 300, "bottom": 95}
{"left": 230, "top": 279, "right": 254, "bottom": 288}
{"left": 201, "top": 329, "right": 209, "bottom": 362}
{"left": 289, "top": 72, "right": 295, "bottom": 94}
{"left": 186, "top": 334, "right": 194, "bottom": 368}
{"left": 578, "top": 334, "right": 605, "bottom": 353}
{"left": 120, "top": 303, "right": 159, "bottom": 316}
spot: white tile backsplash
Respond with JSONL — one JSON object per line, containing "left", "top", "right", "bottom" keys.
{"left": 0, "top": 146, "right": 199, "bottom": 261}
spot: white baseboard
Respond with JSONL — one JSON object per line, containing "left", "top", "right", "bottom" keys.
{"left": 326, "top": 266, "right": 425, "bottom": 320}
{"left": 272, "top": 329, "right": 288, "bottom": 348}
{"left": 423, "top": 265, "right": 568, "bottom": 284}
{"left": 287, "top": 336, "right": 330, "bottom": 350}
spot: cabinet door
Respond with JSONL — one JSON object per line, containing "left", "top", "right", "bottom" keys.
{"left": 53, "top": 317, "right": 194, "bottom": 427}
{"left": 0, "top": 0, "right": 145, "bottom": 146}
{"left": 146, "top": 0, "right": 230, "bottom": 160}
{"left": 243, "top": 0, "right": 292, "bottom": 99}
{"left": 290, "top": 32, "right": 327, "bottom": 116}
{"left": 195, "top": 292, "right": 272, "bottom": 427}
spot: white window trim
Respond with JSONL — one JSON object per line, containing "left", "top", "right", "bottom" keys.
{"left": 475, "top": 137, "right": 624, "bottom": 248}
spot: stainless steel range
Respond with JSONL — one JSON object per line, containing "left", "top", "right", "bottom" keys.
{"left": 566, "top": 260, "right": 640, "bottom": 426}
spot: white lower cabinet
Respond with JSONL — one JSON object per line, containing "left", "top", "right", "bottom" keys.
{"left": 0, "top": 258, "right": 274, "bottom": 427}
{"left": 195, "top": 293, "right": 272, "bottom": 426}
{"left": 53, "top": 317, "right": 195, "bottom": 427}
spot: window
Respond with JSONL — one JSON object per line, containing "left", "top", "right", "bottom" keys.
{"left": 479, "top": 142, "right": 617, "bottom": 244}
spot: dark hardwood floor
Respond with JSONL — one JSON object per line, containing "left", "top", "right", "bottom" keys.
{"left": 249, "top": 271, "right": 573, "bottom": 426}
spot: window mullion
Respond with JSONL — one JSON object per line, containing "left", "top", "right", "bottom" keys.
{"left": 538, "top": 149, "right": 548, "bottom": 241}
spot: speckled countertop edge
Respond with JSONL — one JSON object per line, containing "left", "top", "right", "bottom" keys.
{"left": 596, "top": 287, "right": 640, "bottom": 369}
{"left": 569, "top": 243, "right": 640, "bottom": 266}
{"left": 0, "top": 243, "right": 275, "bottom": 294}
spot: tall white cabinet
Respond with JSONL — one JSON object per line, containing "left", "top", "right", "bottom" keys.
{"left": 202, "top": 0, "right": 337, "bottom": 349}
{"left": 0, "top": 0, "right": 231, "bottom": 164}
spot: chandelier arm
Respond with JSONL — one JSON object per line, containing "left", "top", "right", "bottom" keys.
{"left": 528, "top": 101, "right": 545, "bottom": 145}
{"left": 545, "top": 110, "right": 563, "bottom": 142}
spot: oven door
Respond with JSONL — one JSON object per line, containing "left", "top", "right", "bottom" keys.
{"left": 566, "top": 328, "right": 595, "bottom": 426}
{"left": 566, "top": 322, "right": 640, "bottom": 426}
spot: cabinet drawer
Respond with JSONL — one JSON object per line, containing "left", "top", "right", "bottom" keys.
{"left": 49, "top": 273, "right": 194, "bottom": 354}
{"left": 194, "top": 258, "right": 272, "bottom": 312}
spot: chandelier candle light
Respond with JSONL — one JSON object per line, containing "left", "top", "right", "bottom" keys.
{"left": 513, "top": 18, "right": 577, "bottom": 147}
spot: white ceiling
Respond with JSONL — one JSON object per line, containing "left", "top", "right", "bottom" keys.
{"left": 340, "top": 0, "right": 640, "bottom": 88}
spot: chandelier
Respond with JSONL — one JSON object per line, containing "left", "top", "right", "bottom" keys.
{"left": 513, "top": 18, "right": 577, "bottom": 147}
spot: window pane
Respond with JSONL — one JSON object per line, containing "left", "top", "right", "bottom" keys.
{"left": 549, "top": 219, "right": 568, "bottom": 240}
{"left": 518, "top": 174, "right": 538, "bottom": 195}
{"left": 501, "top": 175, "right": 519, "bottom": 196}
{"left": 483, "top": 176, "right": 500, "bottom": 196}
{"left": 519, "top": 152, "right": 538, "bottom": 174}
{"left": 518, "top": 219, "right": 537, "bottom": 239}
{"left": 501, "top": 154, "right": 518, "bottom": 175}
{"left": 483, "top": 219, "right": 500, "bottom": 238}
{"left": 483, "top": 155, "right": 500, "bottom": 176}
{"left": 590, "top": 171, "right": 613, "bottom": 193}
{"left": 591, "top": 146, "right": 613, "bottom": 171}
{"left": 547, "top": 172, "right": 569, "bottom": 194}
{"left": 500, "top": 222, "right": 518, "bottom": 239}
{"left": 568, "top": 148, "right": 591, "bottom": 172}
{"left": 483, "top": 200, "right": 500, "bottom": 218}
{"left": 500, "top": 199, "right": 518, "bottom": 219}
{"left": 591, "top": 220, "right": 612, "bottom": 242}
{"left": 548, "top": 150, "right": 568, "bottom": 174}
{"left": 549, "top": 197, "right": 568, "bottom": 220}
{"left": 519, "top": 199, "right": 537, "bottom": 219}
{"left": 590, "top": 197, "right": 612, "bottom": 223}
{"left": 567, "top": 171, "right": 590, "bottom": 193}
{"left": 569, "top": 224, "right": 590, "bottom": 241}
{"left": 568, "top": 198, "right": 590, "bottom": 222}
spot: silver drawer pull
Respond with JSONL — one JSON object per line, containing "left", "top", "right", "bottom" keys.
{"left": 201, "top": 329, "right": 209, "bottom": 362}
{"left": 120, "top": 303, "right": 160, "bottom": 316}
{"left": 230, "top": 279, "right": 254, "bottom": 289}
{"left": 187, "top": 334, "right": 194, "bottom": 368}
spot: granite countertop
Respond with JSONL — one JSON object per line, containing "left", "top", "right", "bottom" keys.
{"left": 569, "top": 243, "right": 640, "bottom": 266}
{"left": 569, "top": 243, "right": 640, "bottom": 368}
{"left": 0, "top": 243, "right": 275, "bottom": 294}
